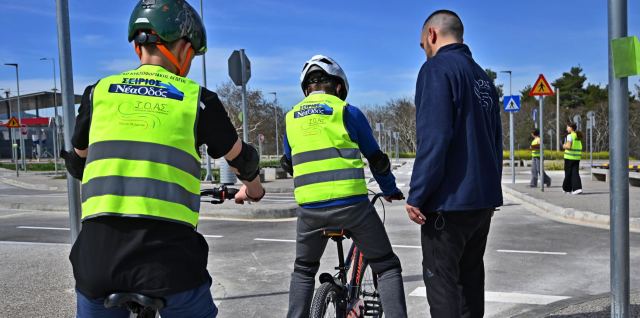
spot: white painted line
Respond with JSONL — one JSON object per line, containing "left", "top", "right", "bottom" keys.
{"left": 254, "top": 238, "right": 296, "bottom": 243}
{"left": 17, "top": 226, "right": 69, "bottom": 231}
{"left": 0, "top": 240, "right": 70, "bottom": 247}
{"left": 392, "top": 244, "right": 421, "bottom": 249}
{"left": 409, "top": 287, "right": 570, "bottom": 305}
{"left": 202, "top": 235, "right": 224, "bottom": 238}
{"left": 497, "top": 249, "right": 567, "bottom": 256}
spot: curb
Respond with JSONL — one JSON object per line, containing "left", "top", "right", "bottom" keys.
{"left": 0, "top": 201, "right": 68, "bottom": 212}
{"left": 200, "top": 205, "right": 297, "bottom": 219}
{"left": 0, "top": 176, "right": 60, "bottom": 191}
{"left": 502, "top": 186, "right": 640, "bottom": 233}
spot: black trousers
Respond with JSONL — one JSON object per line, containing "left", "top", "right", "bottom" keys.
{"left": 421, "top": 209, "right": 493, "bottom": 318}
{"left": 562, "top": 159, "right": 582, "bottom": 192}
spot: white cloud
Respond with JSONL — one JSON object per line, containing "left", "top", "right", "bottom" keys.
{"left": 100, "top": 58, "right": 139, "bottom": 72}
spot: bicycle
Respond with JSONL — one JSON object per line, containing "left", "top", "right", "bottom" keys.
{"left": 309, "top": 192, "right": 396, "bottom": 318}
{"left": 102, "top": 185, "right": 239, "bottom": 318}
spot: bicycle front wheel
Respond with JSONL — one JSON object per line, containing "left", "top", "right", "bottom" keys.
{"left": 310, "top": 282, "right": 342, "bottom": 318}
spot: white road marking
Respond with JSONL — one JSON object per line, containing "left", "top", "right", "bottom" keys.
{"left": 17, "top": 226, "right": 69, "bottom": 231}
{"left": 392, "top": 244, "right": 421, "bottom": 249}
{"left": 497, "top": 249, "right": 567, "bottom": 256}
{"left": 254, "top": 238, "right": 296, "bottom": 243}
{"left": 202, "top": 235, "right": 224, "bottom": 238}
{"left": 409, "top": 287, "right": 570, "bottom": 305}
{"left": 0, "top": 240, "right": 69, "bottom": 247}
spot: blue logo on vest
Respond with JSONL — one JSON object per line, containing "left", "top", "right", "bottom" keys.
{"left": 294, "top": 103, "right": 333, "bottom": 118}
{"left": 108, "top": 78, "right": 185, "bottom": 101}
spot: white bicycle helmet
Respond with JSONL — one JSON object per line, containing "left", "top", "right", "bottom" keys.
{"left": 300, "top": 55, "right": 349, "bottom": 100}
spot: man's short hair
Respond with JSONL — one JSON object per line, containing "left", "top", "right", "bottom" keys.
{"left": 423, "top": 9, "right": 464, "bottom": 42}
{"left": 532, "top": 129, "right": 540, "bottom": 136}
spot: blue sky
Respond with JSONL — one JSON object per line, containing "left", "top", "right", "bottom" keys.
{"left": 1, "top": 0, "right": 639, "bottom": 112}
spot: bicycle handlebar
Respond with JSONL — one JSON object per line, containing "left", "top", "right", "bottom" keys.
{"left": 200, "top": 186, "right": 239, "bottom": 204}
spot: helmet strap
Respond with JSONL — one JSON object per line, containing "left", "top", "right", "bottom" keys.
{"left": 134, "top": 41, "right": 194, "bottom": 77}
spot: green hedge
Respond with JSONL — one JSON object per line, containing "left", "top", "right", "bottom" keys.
{"left": 0, "top": 162, "right": 60, "bottom": 171}
{"left": 200, "top": 168, "right": 220, "bottom": 182}
{"left": 259, "top": 160, "right": 280, "bottom": 168}
{"left": 503, "top": 150, "right": 611, "bottom": 161}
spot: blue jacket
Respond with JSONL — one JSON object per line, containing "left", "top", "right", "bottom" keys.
{"left": 407, "top": 44, "right": 503, "bottom": 213}
{"left": 284, "top": 99, "right": 401, "bottom": 209}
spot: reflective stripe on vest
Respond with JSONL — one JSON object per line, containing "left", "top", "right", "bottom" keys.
{"left": 285, "top": 93, "right": 367, "bottom": 205}
{"left": 564, "top": 132, "right": 583, "bottom": 161}
{"left": 531, "top": 138, "right": 540, "bottom": 158}
{"left": 81, "top": 65, "right": 202, "bottom": 228}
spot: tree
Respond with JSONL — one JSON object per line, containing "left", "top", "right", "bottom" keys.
{"left": 551, "top": 66, "right": 587, "bottom": 108}
{"left": 484, "top": 68, "right": 504, "bottom": 98}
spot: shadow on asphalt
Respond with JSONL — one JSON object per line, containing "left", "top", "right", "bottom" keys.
{"left": 546, "top": 305, "right": 640, "bottom": 317}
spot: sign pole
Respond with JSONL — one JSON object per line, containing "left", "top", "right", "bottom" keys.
{"left": 56, "top": 0, "right": 82, "bottom": 243}
{"left": 608, "top": 0, "right": 630, "bottom": 316}
{"left": 539, "top": 96, "right": 545, "bottom": 192}
{"left": 11, "top": 129, "right": 18, "bottom": 177}
{"left": 556, "top": 88, "right": 561, "bottom": 151}
{"left": 240, "top": 49, "right": 249, "bottom": 142}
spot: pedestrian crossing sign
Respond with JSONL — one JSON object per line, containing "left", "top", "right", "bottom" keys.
{"left": 503, "top": 95, "right": 521, "bottom": 112}
{"left": 529, "top": 74, "right": 555, "bottom": 96}
{"left": 5, "top": 117, "right": 20, "bottom": 128}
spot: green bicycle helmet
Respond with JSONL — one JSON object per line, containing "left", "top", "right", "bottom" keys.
{"left": 128, "top": 0, "right": 207, "bottom": 55}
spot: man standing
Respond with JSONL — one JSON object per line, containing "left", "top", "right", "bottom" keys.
{"left": 282, "top": 55, "right": 407, "bottom": 318}
{"left": 61, "top": 1, "right": 264, "bottom": 316}
{"left": 405, "top": 10, "right": 503, "bottom": 318}
{"left": 530, "top": 129, "right": 551, "bottom": 188}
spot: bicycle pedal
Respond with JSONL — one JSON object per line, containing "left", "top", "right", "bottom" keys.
{"left": 363, "top": 300, "right": 382, "bottom": 316}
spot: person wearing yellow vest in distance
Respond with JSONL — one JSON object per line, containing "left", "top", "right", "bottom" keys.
{"left": 59, "top": 1, "right": 264, "bottom": 316}
{"left": 529, "top": 129, "right": 551, "bottom": 188}
{"left": 281, "top": 55, "right": 408, "bottom": 318}
{"left": 562, "top": 121, "right": 583, "bottom": 194}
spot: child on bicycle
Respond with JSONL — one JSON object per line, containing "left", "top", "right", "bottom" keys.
{"left": 281, "top": 55, "right": 408, "bottom": 318}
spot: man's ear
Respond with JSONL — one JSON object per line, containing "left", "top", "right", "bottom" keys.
{"left": 428, "top": 27, "right": 437, "bottom": 44}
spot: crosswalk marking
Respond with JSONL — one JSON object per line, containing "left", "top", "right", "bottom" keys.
{"left": 409, "top": 287, "right": 570, "bottom": 305}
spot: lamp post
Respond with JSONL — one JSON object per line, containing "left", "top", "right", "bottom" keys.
{"left": 198, "top": 0, "right": 214, "bottom": 181}
{"left": 4, "top": 63, "right": 26, "bottom": 171}
{"left": 269, "top": 92, "right": 279, "bottom": 157}
{"left": 500, "top": 70, "right": 515, "bottom": 184}
{"left": 40, "top": 57, "right": 60, "bottom": 175}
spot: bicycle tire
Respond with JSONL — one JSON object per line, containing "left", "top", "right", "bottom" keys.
{"left": 310, "top": 282, "right": 341, "bottom": 318}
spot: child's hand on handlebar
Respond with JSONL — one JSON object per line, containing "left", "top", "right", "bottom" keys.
{"left": 234, "top": 184, "right": 266, "bottom": 204}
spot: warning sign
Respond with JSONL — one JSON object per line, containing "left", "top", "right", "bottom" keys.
{"left": 529, "top": 74, "right": 555, "bottom": 96}
{"left": 5, "top": 117, "right": 20, "bottom": 128}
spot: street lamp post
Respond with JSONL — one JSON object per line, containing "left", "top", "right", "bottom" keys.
{"left": 500, "top": 70, "right": 515, "bottom": 184}
{"left": 4, "top": 63, "right": 26, "bottom": 171}
{"left": 198, "top": 0, "right": 214, "bottom": 182}
{"left": 40, "top": 57, "right": 60, "bottom": 175}
{"left": 269, "top": 92, "right": 279, "bottom": 157}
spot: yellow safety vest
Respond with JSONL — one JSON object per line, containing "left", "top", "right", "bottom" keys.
{"left": 564, "top": 132, "right": 583, "bottom": 161}
{"left": 285, "top": 93, "right": 367, "bottom": 205}
{"left": 531, "top": 137, "right": 541, "bottom": 158}
{"left": 81, "top": 65, "right": 202, "bottom": 228}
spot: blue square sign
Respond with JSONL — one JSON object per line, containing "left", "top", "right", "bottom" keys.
{"left": 503, "top": 95, "right": 521, "bottom": 112}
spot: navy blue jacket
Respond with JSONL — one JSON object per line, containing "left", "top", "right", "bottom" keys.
{"left": 407, "top": 44, "right": 503, "bottom": 213}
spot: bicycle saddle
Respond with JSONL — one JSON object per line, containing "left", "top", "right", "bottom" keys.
{"left": 322, "top": 228, "right": 351, "bottom": 238}
{"left": 104, "top": 293, "right": 165, "bottom": 311}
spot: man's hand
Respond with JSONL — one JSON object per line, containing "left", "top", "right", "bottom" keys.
{"left": 60, "top": 149, "right": 86, "bottom": 180}
{"left": 234, "top": 184, "right": 265, "bottom": 204}
{"left": 405, "top": 204, "right": 426, "bottom": 225}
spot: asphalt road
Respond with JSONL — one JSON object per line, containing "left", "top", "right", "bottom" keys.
{"left": 0, "top": 162, "right": 639, "bottom": 317}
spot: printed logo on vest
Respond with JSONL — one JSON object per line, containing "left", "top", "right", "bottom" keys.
{"left": 294, "top": 103, "right": 333, "bottom": 118}
{"left": 108, "top": 78, "right": 185, "bottom": 101}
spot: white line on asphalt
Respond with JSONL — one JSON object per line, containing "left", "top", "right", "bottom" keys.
{"left": 202, "top": 235, "right": 224, "bottom": 238}
{"left": 17, "top": 226, "right": 69, "bottom": 231}
{"left": 0, "top": 240, "right": 70, "bottom": 246}
{"left": 408, "top": 287, "right": 570, "bottom": 305}
{"left": 392, "top": 244, "right": 421, "bottom": 249}
{"left": 254, "top": 238, "right": 296, "bottom": 243}
{"left": 497, "top": 249, "right": 568, "bottom": 255}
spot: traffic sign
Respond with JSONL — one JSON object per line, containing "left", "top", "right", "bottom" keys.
{"left": 503, "top": 95, "right": 521, "bottom": 112}
{"left": 228, "top": 50, "right": 251, "bottom": 86}
{"left": 6, "top": 117, "right": 20, "bottom": 128}
{"left": 529, "top": 74, "right": 555, "bottom": 96}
